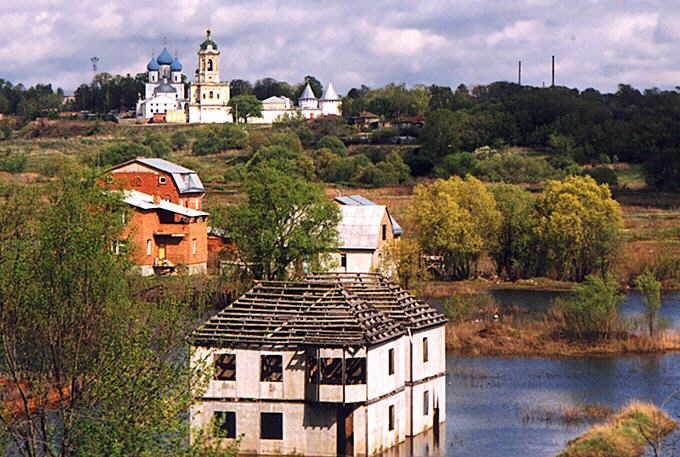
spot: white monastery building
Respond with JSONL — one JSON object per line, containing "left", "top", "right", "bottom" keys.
{"left": 136, "top": 47, "right": 187, "bottom": 120}
{"left": 136, "top": 30, "right": 342, "bottom": 124}
{"left": 190, "top": 273, "right": 447, "bottom": 457}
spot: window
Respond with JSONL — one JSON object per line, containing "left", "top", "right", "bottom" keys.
{"left": 203, "top": 93, "right": 206, "bottom": 99}
{"left": 382, "top": 224, "right": 387, "bottom": 241}
{"left": 207, "top": 59, "right": 214, "bottom": 71}
{"left": 159, "top": 176, "right": 167, "bottom": 184}
{"left": 214, "top": 353, "right": 236, "bottom": 381}
{"left": 113, "top": 240, "right": 128, "bottom": 256}
{"left": 210, "top": 91, "right": 214, "bottom": 99}
{"left": 260, "top": 412, "right": 283, "bottom": 440}
{"left": 308, "top": 357, "right": 366, "bottom": 385}
{"left": 340, "top": 253, "right": 347, "bottom": 269}
{"left": 213, "top": 411, "right": 236, "bottom": 438}
{"left": 133, "top": 176, "right": 142, "bottom": 187}
{"left": 423, "top": 337, "right": 429, "bottom": 363}
{"left": 388, "top": 405, "right": 395, "bottom": 431}
{"left": 216, "top": 92, "right": 220, "bottom": 99}
{"left": 192, "top": 238, "right": 197, "bottom": 255}
{"left": 388, "top": 348, "right": 394, "bottom": 375}
{"left": 146, "top": 239, "right": 152, "bottom": 256}
{"left": 423, "top": 391, "right": 429, "bottom": 416}
{"left": 261, "top": 355, "right": 283, "bottom": 382}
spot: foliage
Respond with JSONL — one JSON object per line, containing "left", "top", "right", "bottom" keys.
{"left": 553, "top": 275, "right": 624, "bottom": 340}
{"left": 634, "top": 270, "right": 662, "bottom": 337}
{"left": 316, "top": 135, "right": 347, "bottom": 155}
{"left": 433, "top": 152, "right": 478, "bottom": 178}
{"left": 0, "top": 79, "right": 64, "bottom": 118}
{"left": 534, "top": 176, "right": 623, "bottom": 281}
{"left": 380, "top": 239, "right": 429, "bottom": 291}
{"left": 342, "top": 83, "right": 429, "bottom": 120}
{"left": 192, "top": 124, "right": 247, "bottom": 155}
{"left": 141, "top": 133, "right": 172, "bottom": 158}
{"left": 488, "top": 184, "right": 538, "bottom": 280}
{"left": 170, "top": 130, "right": 190, "bottom": 151}
{"left": 228, "top": 95, "right": 263, "bottom": 123}
{"left": 248, "top": 130, "right": 303, "bottom": 155}
{"left": 582, "top": 166, "right": 618, "bottom": 187}
{"left": 74, "top": 72, "right": 145, "bottom": 113}
{"left": 220, "top": 163, "right": 340, "bottom": 279}
{"left": 443, "top": 294, "right": 497, "bottom": 323}
{"left": 643, "top": 147, "right": 680, "bottom": 191}
{"left": 0, "top": 175, "right": 233, "bottom": 457}
{"left": 477, "top": 153, "right": 562, "bottom": 184}
{"left": 410, "top": 176, "right": 501, "bottom": 279}
{"left": 0, "top": 151, "right": 27, "bottom": 173}
{"left": 97, "top": 142, "right": 152, "bottom": 166}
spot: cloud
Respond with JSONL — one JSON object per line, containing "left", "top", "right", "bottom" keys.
{"left": 0, "top": 0, "right": 679, "bottom": 94}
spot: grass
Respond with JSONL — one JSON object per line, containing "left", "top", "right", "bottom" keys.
{"left": 519, "top": 403, "right": 613, "bottom": 425}
{"left": 557, "top": 401, "right": 676, "bottom": 457}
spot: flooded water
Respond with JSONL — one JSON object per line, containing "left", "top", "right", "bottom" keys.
{"left": 416, "top": 290, "right": 680, "bottom": 457}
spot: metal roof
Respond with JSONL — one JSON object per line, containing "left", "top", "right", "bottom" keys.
{"left": 134, "top": 158, "right": 205, "bottom": 194}
{"left": 334, "top": 195, "right": 403, "bottom": 237}
{"left": 157, "top": 48, "right": 174, "bottom": 65}
{"left": 191, "top": 279, "right": 407, "bottom": 349}
{"left": 338, "top": 205, "right": 386, "bottom": 250}
{"left": 123, "top": 190, "right": 208, "bottom": 217}
{"left": 321, "top": 82, "right": 340, "bottom": 100}
{"left": 299, "top": 83, "right": 317, "bottom": 100}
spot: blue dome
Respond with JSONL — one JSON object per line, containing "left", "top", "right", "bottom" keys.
{"left": 147, "top": 56, "right": 160, "bottom": 71}
{"left": 170, "top": 56, "right": 182, "bottom": 71}
{"left": 157, "top": 47, "right": 173, "bottom": 65}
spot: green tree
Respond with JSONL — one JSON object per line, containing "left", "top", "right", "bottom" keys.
{"left": 0, "top": 175, "right": 232, "bottom": 457}
{"left": 221, "top": 164, "right": 340, "bottom": 279}
{"left": 98, "top": 142, "right": 152, "bottom": 166}
{"left": 634, "top": 270, "right": 662, "bottom": 337}
{"left": 534, "top": 176, "right": 623, "bottom": 281}
{"left": 410, "top": 176, "right": 501, "bottom": 279}
{"left": 380, "top": 239, "right": 429, "bottom": 291}
{"left": 228, "top": 95, "right": 263, "bottom": 123}
{"left": 316, "top": 135, "right": 347, "bottom": 155}
{"left": 433, "top": 152, "right": 478, "bottom": 178}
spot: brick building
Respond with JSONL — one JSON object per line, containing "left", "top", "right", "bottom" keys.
{"left": 105, "top": 158, "right": 209, "bottom": 275}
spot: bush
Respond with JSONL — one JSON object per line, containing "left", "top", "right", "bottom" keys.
{"left": 403, "top": 148, "right": 434, "bottom": 176}
{"left": 551, "top": 275, "right": 624, "bottom": 340}
{"left": 372, "top": 127, "right": 399, "bottom": 144}
{"left": 433, "top": 152, "right": 478, "bottom": 178}
{"left": 295, "top": 126, "right": 316, "bottom": 147}
{"left": 582, "top": 166, "right": 618, "bottom": 188}
{"left": 0, "top": 151, "right": 27, "bottom": 173}
{"left": 316, "top": 135, "right": 347, "bottom": 155}
{"left": 444, "top": 294, "right": 497, "bottom": 323}
{"left": 141, "top": 134, "right": 172, "bottom": 158}
{"left": 170, "top": 131, "right": 189, "bottom": 151}
{"left": 192, "top": 124, "right": 247, "bottom": 155}
{"left": 323, "top": 154, "right": 372, "bottom": 182}
{"left": 477, "top": 154, "right": 561, "bottom": 184}
{"left": 98, "top": 143, "right": 152, "bottom": 167}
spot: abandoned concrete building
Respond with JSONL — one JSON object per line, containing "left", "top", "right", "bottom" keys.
{"left": 332, "top": 196, "right": 403, "bottom": 274}
{"left": 105, "top": 157, "right": 209, "bottom": 275}
{"left": 190, "top": 273, "right": 447, "bottom": 456}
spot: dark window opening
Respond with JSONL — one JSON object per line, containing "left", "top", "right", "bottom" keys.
{"left": 207, "top": 59, "right": 214, "bottom": 71}
{"left": 341, "top": 253, "right": 347, "bottom": 268}
{"left": 214, "top": 411, "right": 236, "bottom": 438}
{"left": 423, "top": 337, "right": 429, "bottom": 363}
{"left": 260, "top": 412, "right": 283, "bottom": 440}
{"left": 424, "top": 391, "right": 429, "bottom": 416}
{"left": 261, "top": 355, "right": 283, "bottom": 382}
{"left": 388, "top": 405, "right": 395, "bottom": 431}
{"left": 388, "top": 348, "right": 394, "bottom": 375}
{"left": 382, "top": 224, "right": 387, "bottom": 241}
{"left": 214, "top": 353, "right": 236, "bottom": 381}
{"left": 308, "top": 357, "right": 366, "bottom": 385}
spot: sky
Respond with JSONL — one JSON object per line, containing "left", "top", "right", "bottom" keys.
{"left": 1, "top": 0, "right": 679, "bottom": 95}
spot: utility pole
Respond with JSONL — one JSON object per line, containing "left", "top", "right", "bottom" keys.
{"left": 551, "top": 56, "right": 555, "bottom": 87}
{"left": 518, "top": 60, "right": 522, "bottom": 86}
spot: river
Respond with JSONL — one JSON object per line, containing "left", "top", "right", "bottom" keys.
{"left": 430, "top": 290, "right": 680, "bottom": 457}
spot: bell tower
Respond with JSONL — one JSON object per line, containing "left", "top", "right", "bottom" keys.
{"left": 197, "top": 29, "right": 220, "bottom": 83}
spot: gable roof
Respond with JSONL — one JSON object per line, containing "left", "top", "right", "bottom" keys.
{"left": 306, "top": 273, "right": 447, "bottom": 332}
{"left": 335, "top": 195, "right": 403, "bottom": 237}
{"left": 123, "top": 190, "right": 208, "bottom": 218}
{"left": 191, "top": 280, "right": 405, "bottom": 349}
{"left": 111, "top": 158, "right": 205, "bottom": 194}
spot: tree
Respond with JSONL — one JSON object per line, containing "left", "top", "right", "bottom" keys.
{"left": 0, "top": 175, "right": 233, "bottom": 457}
{"left": 381, "top": 239, "right": 429, "bottom": 291}
{"left": 316, "top": 135, "right": 346, "bottom": 155}
{"left": 228, "top": 95, "right": 262, "bottom": 123}
{"left": 229, "top": 79, "right": 253, "bottom": 97}
{"left": 221, "top": 164, "right": 340, "bottom": 279}
{"left": 297, "top": 75, "right": 322, "bottom": 100}
{"left": 634, "top": 270, "right": 662, "bottom": 337}
{"left": 97, "top": 142, "right": 152, "bottom": 167}
{"left": 534, "top": 175, "right": 623, "bottom": 281}
{"left": 410, "top": 176, "right": 501, "bottom": 279}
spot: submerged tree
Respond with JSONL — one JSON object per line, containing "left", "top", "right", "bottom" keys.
{"left": 0, "top": 174, "right": 236, "bottom": 457}
{"left": 221, "top": 163, "right": 340, "bottom": 279}
{"left": 635, "top": 270, "right": 662, "bottom": 337}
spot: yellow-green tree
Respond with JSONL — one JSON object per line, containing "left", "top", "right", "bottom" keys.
{"left": 534, "top": 175, "right": 623, "bottom": 281}
{"left": 381, "top": 238, "right": 429, "bottom": 291}
{"left": 410, "top": 176, "right": 501, "bottom": 279}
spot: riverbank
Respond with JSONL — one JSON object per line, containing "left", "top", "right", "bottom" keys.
{"left": 557, "top": 401, "right": 676, "bottom": 457}
{"left": 446, "top": 320, "right": 680, "bottom": 357}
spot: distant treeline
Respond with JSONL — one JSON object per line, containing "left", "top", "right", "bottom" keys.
{"left": 0, "top": 79, "right": 64, "bottom": 119}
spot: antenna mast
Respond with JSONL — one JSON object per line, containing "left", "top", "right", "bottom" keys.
{"left": 90, "top": 56, "right": 100, "bottom": 73}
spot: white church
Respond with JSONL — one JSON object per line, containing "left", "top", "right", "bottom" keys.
{"left": 135, "top": 31, "right": 342, "bottom": 124}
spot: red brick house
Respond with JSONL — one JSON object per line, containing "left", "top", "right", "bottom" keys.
{"left": 105, "top": 158, "right": 208, "bottom": 275}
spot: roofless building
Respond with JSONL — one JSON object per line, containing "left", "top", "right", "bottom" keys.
{"left": 190, "top": 273, "right": 447, "bottom": 456}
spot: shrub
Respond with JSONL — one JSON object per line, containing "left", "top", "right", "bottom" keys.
{"left": 98, "top": 143, "right": 152, "bottom": 167}
{"left": 372, "top": 127, "right": 399, "bottom": 144}
{"left": 433, "top": 152, "right": 478, "bottom": 178}
{"left": 477, "top": 154, "right": 561, "bottom": 184}
{"left": 0, "top": 152, "right": 27, "bottom": 173}
{"left": 634, "top": 270, "right": 661, "bottom": 337}
{"left": 582, "top": 166, "right": 618, "bottom": 188}
{"left": 444, "top": 294, "right": 497, "bottom": 323}
{"left": 323, "top": 154, "right": 372, "bottom": 183}
{"left": 295, "top": 126, "right": 316, "bottom": 147}
{"left": 316, "top": 135, "right": 347, "bottom": 155}
{"left": 193, "top": 124, "right": 247, "bottom": 155}
{"left": 170, "top": 131, "right": 189, "bottom": 151}
{"left": 141, "top": 134, "right": 172, "bottom": 158}
{"left": 248, "top": 130, "right": 302, "bottom": 154}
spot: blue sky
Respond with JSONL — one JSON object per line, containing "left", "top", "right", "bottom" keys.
{"left": 1, "top": 0, "right": 679, "bottom": 94}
